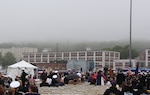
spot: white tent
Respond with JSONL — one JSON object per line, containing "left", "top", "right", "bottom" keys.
{"left": 7, "top": 60, "right": 38, "bottom": 80}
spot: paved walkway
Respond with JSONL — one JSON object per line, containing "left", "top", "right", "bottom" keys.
{"left": 38, "top": 82, "right": 109, "bottom": 95}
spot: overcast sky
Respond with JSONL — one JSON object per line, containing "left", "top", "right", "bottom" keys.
{"left": 0, "top": 0, "right": 150, "bottom": 43}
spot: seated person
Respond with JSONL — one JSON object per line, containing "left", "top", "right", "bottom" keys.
{"left": 50, "top": 75, "right": 59, "bottom": 87}
{"left": 122, "top": 81, "right": 134, "bottom": 94}
{"left": 0, "top": 85, "right": 4, "bottom": 95}
{"left": 22, "top": 80, "right": 29, "bottom": 93}
{"left": 40, "top": 80, "right": 50, "bottom": 87}
{"left": 9, "top": 81, "right": 24, "bottom": 95}
{"left": 103, "top": 81, "right": 121, "bottom": 95}
{"left": 50, "top": 75, "right": 65, "bottom": 87}
{"left": 25, "top": 85, "right": 40, "bottom": 95}
{"left": 90, "top": 73, "right": 96, "bottom": 85}
{"left": 46, "top": 78, "right": 52, "bottom": 85}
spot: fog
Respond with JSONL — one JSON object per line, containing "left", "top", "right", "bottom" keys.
{"left": 0, "top": 0, "right": 150, "bottom": 43}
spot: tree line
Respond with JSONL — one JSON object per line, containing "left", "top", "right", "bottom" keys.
{"left": 0, "top": 40, "right": 150, "bottom": 52}
{"left": 0, "top": 43, "right": 140, "bottom": 68}
{"left": 103, "top": 45, "right": 138, "bottom": 59}
{"left": 0, "top": 52, "right": 16, "bottom": 68}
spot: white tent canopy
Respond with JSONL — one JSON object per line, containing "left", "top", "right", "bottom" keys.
{"left": 7, "top": 60, "right": 38, "bottom": 80}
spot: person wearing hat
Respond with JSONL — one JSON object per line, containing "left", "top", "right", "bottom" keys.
{"left": 50, "top": 75, "right": 59, "bottom": 87}
{"left": 51, "top": 75, "right": 65, "bottom": 87}
{"left": 9, "top": 81, "right": 23, "bottom": 95}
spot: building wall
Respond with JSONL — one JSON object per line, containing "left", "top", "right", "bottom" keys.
{"left": 34, "top": 62, "right": 67, "bottom": 70}
{"left": 0, "top": 47, "right": 38, "bottom": 62}
{"left": 145, "top": 49, "right": 150, "bottom": 67}
{"left": 113, "top": 59, "right": 137, "bottom": 70}
{"left": 138, "top": 49, "right": 150, "bottom": 67}
{"left": 23, "top": 50, "right": 120, "bottom": 69}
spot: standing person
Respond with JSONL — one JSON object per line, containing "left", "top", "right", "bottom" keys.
{"left": 146, "top": 71, "right": 150, "bottom": 90}
{"left": 116, "top": 70, "right": 125, "bottom": 87}
{"left": 139, "top": 73, "right": 146, "bottom": 88}
{"left": 21, "top": 70, "right": 28, "bottom": 87}
{"left": 96, "top": 70, "right": 102, "bottom": 85}
{"left": 0, "top": 72, "right": 4, "bottom": 87}
{"left": 0, "top": 72, "right": 4, "bottom": 95}
{"left": 109, "top": 69, "right": 115, "bottom": 79}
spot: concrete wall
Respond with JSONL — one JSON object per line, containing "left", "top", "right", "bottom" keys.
{"left": 67, "top": 60, "right": 88, "bottom": 72}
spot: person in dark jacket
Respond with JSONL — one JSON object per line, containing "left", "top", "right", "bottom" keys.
{"left": 40, "top": 70, "right": 47, "bottom": 82}
{"left": 25, "top": 85, "right": 40, "bottom": 95}
{"left": 116, "top": 70, "right": 125, "bottom": 87}
{"left": 146, "top": 71, "right": 150, "bottom": 90}
{"left": 40, "top": 80, "right": 50, "bottom": 87}
{"left": 0, "top": 72, "right": 4, "bottom": 87}
{"left": 96, "top": 70, "right": 102, "bottom": 85}
{"left": 103, "top": 81, "right": 121, "bottom": 95}
{"left": 50, "top": 75, "right": 59, "bottom": 87}
{"left": 21, "top": 70, "right": 28, "bottom": 87}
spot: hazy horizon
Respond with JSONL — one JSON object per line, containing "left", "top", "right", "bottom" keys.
{"left": 0, "top": 0, "right": 150, "bottom": 43}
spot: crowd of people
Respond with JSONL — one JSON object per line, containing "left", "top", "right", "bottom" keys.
{"left": 39, "top": 70, "right": 82, "bottom": 87}
{"left": 0, "top": 70, "right": 40, "bottom": 95}
{"left": 39, "top": 68, "right": 150, "bottom": 95}
{"left": 1, "top": 68, "right": 150, "bottom": 95}
{"left": 103, "top": 69, "right": 150, "bottom": 95}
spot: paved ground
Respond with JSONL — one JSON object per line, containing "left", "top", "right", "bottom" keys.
{"left": 38, "top": 82, "right": 109, "bottom": 95}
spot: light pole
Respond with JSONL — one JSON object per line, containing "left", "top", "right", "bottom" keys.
{"left": 129, "top": 0, "right": 132, "bottom": 67}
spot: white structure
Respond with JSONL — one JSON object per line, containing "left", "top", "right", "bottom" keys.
{"left": 23, "top": 50, "right": 120, "bottom": 69}
{"left": 113, "top": 59, "right": 137, "bottom": 70}
{"left": 138, "top": 49, "right": 150, "bottom": 67}
{"left": 145, "top": 49, "right": 150, "bottom": 67}
{"left": 0, "top": 65, "right": 2, "bottom": 69}
{"left": 0, "top": 47, "right": 38, "bottom": 61}
{"left": 7, "top": 60, "right": 38, "bottom": 80}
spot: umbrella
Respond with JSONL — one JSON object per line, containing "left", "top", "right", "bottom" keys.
{"left": 66, "top": 74, "right": 80, "bottom": 80}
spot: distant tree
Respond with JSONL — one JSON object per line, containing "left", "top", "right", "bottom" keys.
{"left": 120, "top": 45, "right": 138, "bottom": 59}
{"left": 2, "top": 52, "right": 16, "bottom": 67}
{"left": 103, "top": 45, "right": 139, "bottom": 59}
{"left": 131, "top": 48, "right": 139, "bottom": 59}
{"left": 120, "top": 45, "right": 130, "bottom": 59}
{"left": 102, "top": 48, "right": 112, "bottom": 51}
{"left": 112, "top": 45, "right": 122, "bottom": 52}
{"left": 0, "top": 53, "right": 3, "bottom": 66}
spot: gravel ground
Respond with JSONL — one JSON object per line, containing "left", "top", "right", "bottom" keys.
{"left": 38, "top": 82, "right": 109, "bottom": 95}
